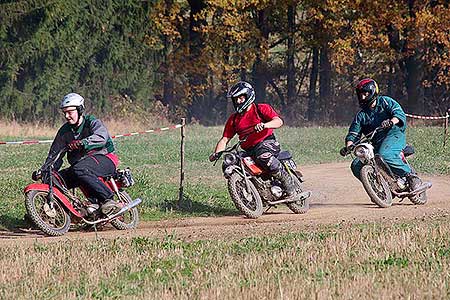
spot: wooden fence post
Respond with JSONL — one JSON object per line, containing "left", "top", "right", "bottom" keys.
{"left": 178, "top": 118, "right": 186, "bottom": 205}
{"left": 444, "top": 110, "right": 449, "bottom": 147}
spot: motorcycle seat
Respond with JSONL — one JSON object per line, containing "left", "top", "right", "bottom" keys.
{"left": 278, "top": 151, "right": 292, "bottom": 161}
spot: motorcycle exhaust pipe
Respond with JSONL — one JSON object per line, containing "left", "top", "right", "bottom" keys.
{"left": 267, "top": 191, "right": 311, "bottom": 205}
{"left": 82, "top": 198, "right": 142, "bottom": 225}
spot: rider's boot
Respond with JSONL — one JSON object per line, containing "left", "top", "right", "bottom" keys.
{"left": 273, "top": 168, "right": 296, "bottom": 199}
{"left": 406, "top": 173, "right": 422, "bottom": 191}
{"left": 86, "top": 203, "right": 100, "bottom": 215}
{"left": 100, "top": 199, "right": 121, "bottom": 215}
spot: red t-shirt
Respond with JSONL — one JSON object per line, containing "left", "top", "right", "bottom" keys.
{"left": 223, "top": 103, "right": 279, "bottom": 150}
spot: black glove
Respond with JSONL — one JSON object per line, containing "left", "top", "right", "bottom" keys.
{"left": 32, "top": 170, "right": 42, "bottom": 181}
{"left": 67, "top": 139, "right": 83, "bottom": 151}
{"left": 381, "top": 119, "right": 393, "bottom": 129}
{"left": 209, "top": 153, "right": 219, "bottom": 162}
{"left": 339, "top": 145, "right": 354, "bottom": 157}
{"left": 254, "top": 122, "right": 265, "bottom": 132}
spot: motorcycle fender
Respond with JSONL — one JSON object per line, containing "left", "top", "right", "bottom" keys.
{"left": 24, "top": 183, "right": 83, "bottom": 218}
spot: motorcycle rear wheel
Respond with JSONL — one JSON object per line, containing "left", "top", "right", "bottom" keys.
{"left": 25, "top": 190, "right": 71, "bottom": 236}
{"left": 228, "top": 173, "right": 263, "bottom": 219}
{"left": 111, "top": 191, "right": 139, "bottom": 230}
{"left": 360, "top": 165, "right": 393, "bottom": 208}
{"left": 286, "top": 174, "right": 309, "bottom": 214}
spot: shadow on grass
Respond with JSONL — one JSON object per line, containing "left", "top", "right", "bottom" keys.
{"left": 160, "top": 193, "right": 238, "bottom": 217}
{"left": 0, "top": 214, "right": 43, "bottom": 238}
{"left": 0, "top": 214, "right": 27, "bottom": 230}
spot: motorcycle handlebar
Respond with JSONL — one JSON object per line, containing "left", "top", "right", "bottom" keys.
{"left": 211, "top": 131, "right": 254, "bottom": 164}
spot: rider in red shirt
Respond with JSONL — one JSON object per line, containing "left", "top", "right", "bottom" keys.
{"left": 209, "top": 81, "right": 295, "bottom": 198}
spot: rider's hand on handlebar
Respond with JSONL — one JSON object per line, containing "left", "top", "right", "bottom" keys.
{"left": 32, "top": 170, "right": 42, "bottom": 181}
{"left": 67, "top": 139, "right": 83, "bottom": 151}
{"left": 209, "top": 152, "right": 219, "bottom": 162}
{"left": 339, "top": 144, "right": 354, "bottom": 157}
{"left": 381, "top": 119, "right": 394, "bottom": 129}
{"left": 254, "top": 122, "right": 265, "bottom": 132}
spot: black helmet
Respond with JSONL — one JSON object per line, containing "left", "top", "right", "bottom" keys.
{"left": 355, "top": 78, "right": 379, "bottom": 108}
{"left": 227, "top": 81, "right": 255, "bottom": 114}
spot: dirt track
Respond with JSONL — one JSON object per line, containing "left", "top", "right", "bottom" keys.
{"left": 1, "top": 162, "right": 449, "bottom": 245}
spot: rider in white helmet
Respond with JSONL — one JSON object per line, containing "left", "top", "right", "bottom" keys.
{"left": 36, "top": 93, "right": 121, "bottom": 215}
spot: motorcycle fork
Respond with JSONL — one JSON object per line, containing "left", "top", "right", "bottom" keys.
{"left": 46, "top": 170, "right": 56, "bottom": 210}
{"left": 239, "top": 159, "right": 253, "bottom": 193}
{"left": 108, "top": 178, "right": 121, "bottom": 197}
{"left": 283, "top": 162, "right": 293, "bottom": 176}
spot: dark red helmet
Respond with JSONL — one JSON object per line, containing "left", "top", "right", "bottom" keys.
{"left": 356, "top": 78, "right": 379, "bottom": 108}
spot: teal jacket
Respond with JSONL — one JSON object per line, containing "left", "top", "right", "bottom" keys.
{"left": 345, "top": 96, "right": 407, "bottom": 146}
{"left": 43, "top": 115, "right": 115, "bottom": 170}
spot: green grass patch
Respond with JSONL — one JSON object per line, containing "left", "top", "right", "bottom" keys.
{"left": 0, "top": 125, "right": 448, "bottom": 229}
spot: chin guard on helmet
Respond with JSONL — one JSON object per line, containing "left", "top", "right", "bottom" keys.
{"left": 356, "top": 78, "right": 379, "bottom": 108}
{"left": 227, "top": 81, "right": 255, "bottom": 114}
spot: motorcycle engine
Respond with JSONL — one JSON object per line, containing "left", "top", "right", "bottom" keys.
{"left": 270, "top": 185, "right": 283, "bottom": 199}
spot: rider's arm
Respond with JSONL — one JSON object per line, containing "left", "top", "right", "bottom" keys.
{"left": 263, "top": 116, "right": 283, "bottom": 129}
{"left": 382, "top": 96, "right": 406, "bottom": 128}
{"left": 41, "top": 126, "right": 68, "bottom": 171}
{"left": 345, "top": 113, "right": 362, "bottom": 145}
{"left": 214, "top": 136, "right": 230, "bottom": 153}
{"left": 82, "top": 117, "right": 111, "bottom": 151}
{"left": 391, "top": 117, "right": 400, "bottom": 126}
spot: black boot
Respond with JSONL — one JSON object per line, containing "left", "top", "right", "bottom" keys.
{"left": 273, "top": 169, "right": 296, "bottom": 197}
{"left": 406, "top": 173, "right": 422, "bottom": 191}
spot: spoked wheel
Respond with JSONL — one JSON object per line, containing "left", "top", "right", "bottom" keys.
{"left": 24, "top": 190, "right": 71, "bottom": 236}
{"left": 360, "top": 165, "right": 393, "bottom": 208}
{"left": 111, "top": 191, "right": 139, "bottom": 230}
{"left": 286, "top": 174, "right": 310, "bottom": 214}
{"left": 228, "top": 173, "right": 263, "bottom": 219}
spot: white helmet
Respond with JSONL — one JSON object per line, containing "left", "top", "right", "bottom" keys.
{"left": 60, "top": 93, "right": 85, "bottom": 114}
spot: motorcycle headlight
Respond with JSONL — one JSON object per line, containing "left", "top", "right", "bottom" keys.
{"left": 354, "top": 145, "right": 369, "bottom": 159}
{"left": 224, "top": 153, "right": 237, "bottom": 166}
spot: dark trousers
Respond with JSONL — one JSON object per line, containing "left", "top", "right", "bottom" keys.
{"left": 59, "top": 154, "right": 116, "bottom": 202}
{"left": 247, "top": 139, "right": 281, "bottom": 174}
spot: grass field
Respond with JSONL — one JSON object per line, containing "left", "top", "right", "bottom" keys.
{"left": 0, "top": 125, "right": 449, "bottom": 299}
{"left": 0, "top": 216, "right": 449, "bottom": 299}
{"left": 0, "top": 125, "right": 449, "bottom": 229}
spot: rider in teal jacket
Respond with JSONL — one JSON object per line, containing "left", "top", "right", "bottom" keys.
{"left": 342, "top": 78, "right": 422, "bottom": 190}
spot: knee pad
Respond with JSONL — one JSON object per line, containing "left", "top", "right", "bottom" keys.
{"left": 256, "top": 152, "right": 280, "bottom": 173}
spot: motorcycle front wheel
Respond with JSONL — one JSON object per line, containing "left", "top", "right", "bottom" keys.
{"left": 227, "top": 173, "right": 263, "bottom": 219}
{"left": 25, "top": 190, "right": 71, "bottom": 236}
{"left": 360, "top": 165, "right": 393, "bottom": 208}
{"left": 111, "top": 191, "right": 139, "bottom": 230}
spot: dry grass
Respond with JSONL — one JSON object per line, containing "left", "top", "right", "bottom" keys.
{"left": 0, "top": 120, "right": 56, "bottom": 138}
{"left": 0, "top": 118, "right": 172, "bottom": 139}
{"left": 0, "top": 216, "right": 449, "bottom": 299}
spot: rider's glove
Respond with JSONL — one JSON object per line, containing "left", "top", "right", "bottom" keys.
{"left": 381, "top": 119, "right": 394, "bottom": 129}
{"left": 67, "top": 139, "right": 83, "bottom": 151}
{"left": 339, "top": 144, "right": 354, "bottom": 157}
{"left": 254, "top": 122, "right": 265, "bottom": 132}
{"left": 209, "top": 152, "right": 219, "bottom": 162}
{"left": 32, "top": 170, "right": 42, "bottom": 181}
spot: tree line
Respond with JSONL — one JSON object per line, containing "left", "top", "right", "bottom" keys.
{"left": 1, "top": 0, "right": 449, "bottom": 125}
